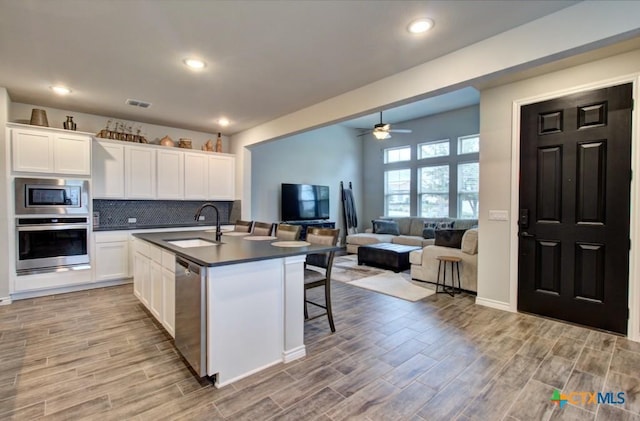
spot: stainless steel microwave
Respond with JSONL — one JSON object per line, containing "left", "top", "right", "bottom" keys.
{"left": 15, "top": 178, "right": 89, "bottom": 215}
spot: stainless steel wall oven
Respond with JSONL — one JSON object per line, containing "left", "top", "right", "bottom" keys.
{"left": 14, "top": 178, "right": 90, "bottom": 275}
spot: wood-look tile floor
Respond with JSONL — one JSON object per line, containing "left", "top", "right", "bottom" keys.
{"left": 1, "top": 282, "right": 639, "bottom": 421}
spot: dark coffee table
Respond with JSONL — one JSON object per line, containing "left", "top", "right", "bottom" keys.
{"left": 357, "top": 243, "right": 422, "bottom": 272}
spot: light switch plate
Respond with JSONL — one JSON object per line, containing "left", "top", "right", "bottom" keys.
{"left": 128, "top": 217, "right": 137, "bottom": 224}
{"left": 489, "top": 210, "right": 509, "bottom": 221}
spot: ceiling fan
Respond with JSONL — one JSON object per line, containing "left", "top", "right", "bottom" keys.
{"left": 368, "top": 111, "right": 412, "bottom": 140}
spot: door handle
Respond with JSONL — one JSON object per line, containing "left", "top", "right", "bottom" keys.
{"left": 519, "top": 231, "right": 535, "bottom": 238}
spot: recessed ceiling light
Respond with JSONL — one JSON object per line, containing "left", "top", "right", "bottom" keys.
{"left": 184, "top": 58, "right": 206, "bottom": 69}
{"left": 51, "top": 86, "right": 71, "bottom": 95}
{"left": 407, "top": 18, "right": 434, "bottom": 34}
{"left": 218, "top": 117, "right": 230, "bottom": 127}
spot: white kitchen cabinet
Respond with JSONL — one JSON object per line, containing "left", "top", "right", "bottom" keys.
{"left": 161, "top": 250, "right": 175, "bottom": 337}
{"left": 53, "top": 133, "right": 91, "bottom": 175}
{"left": 125, "top": 146, "right": 156, "bottom": 199}
{"left": 94, "top": 238, "right": 130, "bottom": 281}
{"left": 92, "top": 141, "right": 125, "bottom": 198}
{"left": 157, "top": 149, "right": 184, "bottom": 199}
{"left": 10, "top": 125, "right": 91, "bottom": 175}
{"left": 133, "top": 250, "right": 150, "bottom": 306}
{"left": 184, "top": 152, "right": 208, "bottom": 200}
{"left": 133, "top": 239, "right": 176, "bottom": 337}
{"left": 208, "top": 154, "right": 235, "bottom": 200}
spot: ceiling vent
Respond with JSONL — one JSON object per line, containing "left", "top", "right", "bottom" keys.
{"left": 125, "top": 98, "right": 152, "bottom": 108}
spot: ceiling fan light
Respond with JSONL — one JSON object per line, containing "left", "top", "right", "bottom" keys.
{"left": 373, "top": 130, "right": 391, "bottom": 140}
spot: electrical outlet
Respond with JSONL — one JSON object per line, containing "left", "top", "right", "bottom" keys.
{"left": 198, "top": 215, "right": 205, "bottom": 221}
{"left": 128, "top": 217, "right": 137, "bottom": 224}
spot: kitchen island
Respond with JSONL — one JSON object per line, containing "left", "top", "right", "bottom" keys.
{"left": 133, "top": 230, "right": 339, "bottom": 387}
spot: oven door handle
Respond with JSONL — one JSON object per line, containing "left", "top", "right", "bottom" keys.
{"left": 17, "top": 224, "right": 89, "bottom": 232}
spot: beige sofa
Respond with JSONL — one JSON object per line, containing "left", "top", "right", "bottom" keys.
{"left": 410, "top": 228, "right": 478, "bottom": 292}
{"left": 346, "top": 216, "right": 477, "bottom": 254}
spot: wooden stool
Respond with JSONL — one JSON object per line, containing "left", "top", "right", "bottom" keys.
{"left": 435, "top": 256, "right": 462, "bottom": 296}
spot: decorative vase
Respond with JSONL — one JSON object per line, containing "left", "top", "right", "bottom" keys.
{"left": 29, "top": 109, "right": 49, "bottom": 127}
{"left": 63, "top": 116, "right": 77, "bottom": 131}
{"left": 215, "top": 133, "right": 223, "bottom": 152}
{"left": 160, "top": 135, "right": 175, "bottom": 147}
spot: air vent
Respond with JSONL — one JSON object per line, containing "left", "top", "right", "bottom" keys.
{"left": 125, "top": 99, "right": 152, "bottom": 108}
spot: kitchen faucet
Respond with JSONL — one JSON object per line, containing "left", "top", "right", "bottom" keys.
{"left": 194, "top": 203, "right": 222, "bottom": 242}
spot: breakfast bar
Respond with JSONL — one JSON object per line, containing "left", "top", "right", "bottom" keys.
{"left": 133, "top": 230, "right": 339, "bottom": 388}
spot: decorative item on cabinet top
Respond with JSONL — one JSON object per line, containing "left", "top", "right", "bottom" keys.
{"left": 96, "top": 119, "right": 148, "bottom": 143}
{"left": 178, "top": 138, "right": 192, "bottom": 149}
{"left": 63, "top": 116, "right": 77, "bottom": 131}
{"left": 29, "top": 109, "right": 49, "bottom": 127}
{"left": 160, "top": 135, "right": 175, "bottom": 147}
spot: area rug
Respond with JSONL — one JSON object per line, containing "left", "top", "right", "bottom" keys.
{"left": 331, "top": 255, "right": 434, "bottom": 302}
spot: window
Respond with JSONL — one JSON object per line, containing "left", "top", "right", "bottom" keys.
{"left": 458, "top": 162, "right": 479, "bottom": 218}
{"left": 458, "top": 134, "right": 479, "bottom": 154}
{"left": 384, "top": 169, "right": 410, "bottom": 216}
{"left": 384, "top": 146, "right": 411, "bottom": 163}
{"left": 418, "top": 165, "right": 449, "bottom": 217}
{"left": 418, "top": 139, "right": 449, "bottom": 159}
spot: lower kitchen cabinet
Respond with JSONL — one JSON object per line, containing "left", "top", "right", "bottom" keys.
{"left": 94, "top": 232, "right": 131, "bottom": 281}
{"left": 161, "top": 250, "right": 176, "bottom": 336}
{"left": 133, "top": 239, "right": 175, "bottom": 338}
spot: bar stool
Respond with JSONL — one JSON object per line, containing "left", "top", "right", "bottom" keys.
{"left": 435, "top": 255, "right": 462, "bottom": 296}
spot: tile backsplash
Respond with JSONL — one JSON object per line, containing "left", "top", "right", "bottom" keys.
{"left": 93, "top": 199, "right": 239, "bottom": 228}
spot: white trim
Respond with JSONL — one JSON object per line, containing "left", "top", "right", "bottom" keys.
{"left": 9, "top": 279, "right": 131, "bottom": 301}
{"left": 214, "top": 359, "right": 282, "bottom": 388}
{"left": 0, "top": 297, "right": 12, "bottom": 306}
{"left": 510, "top": 74, "right": 640, "bottom": 341}
{"left": 282, "top": 345, "right": 306, "bottom": 363}
{"left": 475, "top": 296, "right": 513, "bottom": 312}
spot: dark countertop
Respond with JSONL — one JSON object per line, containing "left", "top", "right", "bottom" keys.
{"left": 133, "top": 230, "right": 341, "bottom": 267}
{"left": 94, "top": 222, "right": 220, "bottom": 232}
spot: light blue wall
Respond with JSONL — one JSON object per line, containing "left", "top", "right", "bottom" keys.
{"left": 362, "top": 105, "right": 480, "bottom": 228}
{"left": 250, "top": 125, "right": 363, "bottom": 241}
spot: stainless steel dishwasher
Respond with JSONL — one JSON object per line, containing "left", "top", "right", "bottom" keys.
{"left": 175, "top": 257, "right": 207, "bottom": 377}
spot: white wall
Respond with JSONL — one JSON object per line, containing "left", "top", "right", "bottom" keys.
{"left": 362, "top": 105, "right": 479, "bottom": 227}
{"left": 250, "top": 125, "right": 362, "bottom": 240}
{"left": 0, "top": 88, "right": 9, "bottom": 301}
{"left": 478, "top": 48, "right": 640, "bottom": 331}
{"left": 10, "top": 102, "right": 229, "bottom": 152}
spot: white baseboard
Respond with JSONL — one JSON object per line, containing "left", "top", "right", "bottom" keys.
{"left": 475, "top": 296, "right": 514, "bottom": 312}
{"left": 214, "top": 359, "right": 282, "bottom": 388}
{"left": 283, "top": 345, "right": 306, "bottom": 363}
{"left": 10, "top": 279, "right": 132, "bottom": 301}
{"left": 0, "top": 296, "right": 12, "bottom": 306}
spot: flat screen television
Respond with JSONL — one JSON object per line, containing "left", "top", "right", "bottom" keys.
{"left": 281, "top": 183, "right": 330, "bottom": 221}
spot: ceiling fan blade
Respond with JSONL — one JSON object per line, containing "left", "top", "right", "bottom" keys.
{"left": 389, "top": 129, "right": 412, "bottom": 133}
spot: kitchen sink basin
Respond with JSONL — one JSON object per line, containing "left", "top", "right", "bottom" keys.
{"left": 167, "top": 238, "right": 219, "bottom": 248}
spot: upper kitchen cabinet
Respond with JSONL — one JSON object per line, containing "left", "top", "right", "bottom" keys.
{"left": 93, "top": 139, "right": 156, "bottom": 199}
{"left": 125, "top": 145, "right": 156, "bottom": 199}
{"left": 157, "top": 149, "right": 184, "bottom": 200}
{"left": 184, "top": 152, "right": 208, "bottom": 200}
{"left": 92, "top": 140, "right": 125, "bottom": 198}
{"left": 91, "top": 138, "right": 234, "bottom": 200}
{"left": 9, "top": 124, "right": 91, "bottom": 176}
{"left": 208, "top": 154, "right": 235, "bottom": 200}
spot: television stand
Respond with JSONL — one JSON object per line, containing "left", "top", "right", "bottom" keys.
{"left": 283, "top": 220, "right": 336, "bottom": 240}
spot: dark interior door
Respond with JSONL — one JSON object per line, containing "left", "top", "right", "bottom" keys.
{"left": 518, "top": 83, "right": 632, "bottom": 334}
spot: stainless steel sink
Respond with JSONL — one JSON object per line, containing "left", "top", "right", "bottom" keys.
{"left": 167, "top": 238, "right": 219, "bottom": 248}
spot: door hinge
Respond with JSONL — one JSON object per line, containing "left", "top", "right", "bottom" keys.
{"left": 627, "top": 308, "right": 630, "bottom": 320}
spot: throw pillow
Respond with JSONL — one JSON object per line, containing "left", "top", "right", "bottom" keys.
{"left": 434, "top": 229, "right": 467, "bottom": 248}
{"left": 371, "top": 219, "right": 400, "bottom": 235}
{"left": 422, "top": 227, "right": 436, "bottom": 239}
